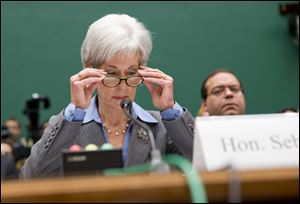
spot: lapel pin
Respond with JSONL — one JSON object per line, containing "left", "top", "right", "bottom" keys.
{"left": 137, "top": 128, "right": 149, "bottom": 144}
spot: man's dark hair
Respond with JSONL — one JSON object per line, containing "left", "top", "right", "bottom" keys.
{"left": 201, "top": 68, "right": 244, "bottom": 100}
{"left": 278, "top": 107, "right": 298, "bottom": 113}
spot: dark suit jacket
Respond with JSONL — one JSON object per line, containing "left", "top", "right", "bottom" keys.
{"left": 1, "top": 154, "right": 18, "bottom": 180}
{"left": 20, "top": 108, "right": 194, "bottom": 179}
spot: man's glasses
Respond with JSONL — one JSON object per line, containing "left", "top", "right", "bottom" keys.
{"left": 102, "top": 75, "right": 144, "bottom": 87}
{"left": 207, "top": 85, "right": 243, "bottom": 97}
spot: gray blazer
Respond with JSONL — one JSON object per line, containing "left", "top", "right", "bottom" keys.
{"left": 20, "top": 109, "right": 194, "bottom": 179}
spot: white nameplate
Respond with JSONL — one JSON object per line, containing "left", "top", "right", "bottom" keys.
{"left": 193, "top": 113, "right": 299, "bottom": 171}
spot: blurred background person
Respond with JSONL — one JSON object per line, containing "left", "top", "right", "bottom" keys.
{"left": 1, "top": 140, "right": 16, "bottom": 157}
{"left": 5, "top": 117, "right": 33, "bottom": 147}
{"left": 3, "top": 118, "right": 31, "bottom": 170}
{"left": 5, "top": 118, "right": 23, "bottom": 143}
{"left": 1, "top": 154, "right": 18, "bottom": 180}
{"left": 1, "top": 138, "right": 18, "bottom": 180}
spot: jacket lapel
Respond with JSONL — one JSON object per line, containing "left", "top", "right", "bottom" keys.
{"left": 125, "top": 123, "right": 152, "bottom": 167}
{"left": 77, "top": 122, "right": 107, "bottom": 147}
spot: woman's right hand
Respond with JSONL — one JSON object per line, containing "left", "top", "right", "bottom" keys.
{"left": 70, "top": 68, "right": 106, "bottom": 109}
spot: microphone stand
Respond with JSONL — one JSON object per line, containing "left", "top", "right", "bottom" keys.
{"left": 121, "top": 100, "right": 170, "bottom": 173}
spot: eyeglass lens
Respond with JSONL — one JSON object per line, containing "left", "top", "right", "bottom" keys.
{"left": 103, "top": 76, "right": 143, "bottom": 87}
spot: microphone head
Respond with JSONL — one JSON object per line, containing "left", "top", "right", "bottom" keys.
{"left": 120, "top": 99, "right": 132, "bottom": 109}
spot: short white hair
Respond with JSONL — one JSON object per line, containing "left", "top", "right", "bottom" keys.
{"left": 81, "top": 14, "right": 152, "bottom": 68}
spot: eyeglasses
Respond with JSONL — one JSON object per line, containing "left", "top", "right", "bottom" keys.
{"left": 207, "top": 85, "right": 243, "bottom": 97}
{"left": 102, "top": 75, "right": 144, "bottom": 87}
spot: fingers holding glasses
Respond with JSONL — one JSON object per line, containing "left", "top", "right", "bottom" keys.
{"left": 72, "top": 68, "right": 106, "bottom": 81}
{"left": 70, "top": 68, "right": 107, "bottom": 109}
{"left": 138, "top": 66, "right": 173, "bottom": 86}
{"left": 138, "top": 66, "right": 174, "bottom": 110}
{"left": 71, "top": 68, "right": 106, "bottom": 86}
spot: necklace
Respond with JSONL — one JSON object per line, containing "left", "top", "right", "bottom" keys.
{"left": 103, "top": 119, "right": 130, "bottom": 136}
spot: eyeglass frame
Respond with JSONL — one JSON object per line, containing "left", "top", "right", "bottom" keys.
{"left": 206, "top": 85, "right": 244, "bottom": 98}
{"left": 102, "top": 75, "right": 144, "bottom": 87}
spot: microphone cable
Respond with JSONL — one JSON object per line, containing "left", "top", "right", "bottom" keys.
{"left": 103, "top": 154, "right": 208, "bottom": 203}
{"left": 120, "top": 99, "right": 169, "bottom": 173}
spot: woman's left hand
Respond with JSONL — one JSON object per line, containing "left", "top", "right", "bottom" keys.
{"left": 138, "top": 66, "right": 174, "bottom": 111}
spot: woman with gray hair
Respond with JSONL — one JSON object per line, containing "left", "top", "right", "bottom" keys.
{"left": 20, "top": 14, "right": 194, "bottom": 178}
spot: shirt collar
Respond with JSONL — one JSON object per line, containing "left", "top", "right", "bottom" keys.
{"left": 83, "top": 96, "right": 101, "bottom": 124}
{"left": 83, "top": 96, "right": 158, "bottom": 124}
{"left": 132, "top": 102, "right": 158, "bottom": 123}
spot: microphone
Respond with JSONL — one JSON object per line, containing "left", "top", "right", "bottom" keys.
{"left": 120, "top": 99, "right": 170, "bottom": 173}
{"left": 120, "top": 99, "right": 132, "bottom": 111}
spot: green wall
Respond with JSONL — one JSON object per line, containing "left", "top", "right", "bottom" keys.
{"left": 1, "top": 1, "right": 299, "bottom": 134}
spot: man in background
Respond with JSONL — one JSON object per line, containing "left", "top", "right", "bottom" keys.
{"left": 199, "top": 69, "right": 246, "bottom": 116}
